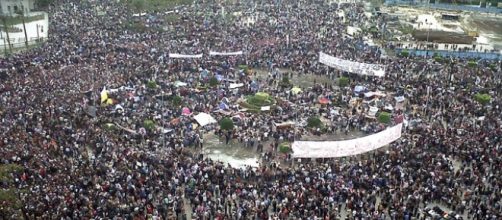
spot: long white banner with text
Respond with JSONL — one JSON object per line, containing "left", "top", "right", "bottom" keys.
{"left": 319, "top": 52, "right": 386, "bottom": 77}
{"left": 292, "top": 123, "right": 403, "bottom": 158}
{"left": 169, "top": 53, "right": 203, "bottom": 59}
{"left": 209, "top": 51, "right": 244, "bottom": 56}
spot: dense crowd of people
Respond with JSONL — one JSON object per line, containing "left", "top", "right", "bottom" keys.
{"left": 0, "top": 0, "right": 501, "bottom": 219}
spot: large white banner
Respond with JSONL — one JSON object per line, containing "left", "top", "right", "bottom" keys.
{"left": 169, "top": 53, "right": 203, "bottom": 59}
{"left": 292, "top": 123, "right": 403, "bottom": 158}
{"left": 319, "top": 52, "right": 386, "bottom": 77}
{"left": 209, "top": 51, "right": 244, "bottom": 56}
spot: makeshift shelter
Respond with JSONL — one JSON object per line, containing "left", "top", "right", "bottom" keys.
{"left": 194, "top": 113, "right": 217, "bottom": 127}
{"left": 368, "top": 106, "right": 379, "bottom": 117}
{"left": 182, "top": 107, "right": 192, "bottom": 116}
{"left": 229, "top": 83, "right": 244, "bottom": 89}
{"left": 354, "top": 85, "right": 366, "bottom": 93}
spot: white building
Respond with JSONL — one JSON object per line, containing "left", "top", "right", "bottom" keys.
{"left": 0, "top": 0, "right": 35, "bottom": 16}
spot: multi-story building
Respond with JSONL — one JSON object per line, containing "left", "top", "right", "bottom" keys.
{"left": 0, "top": 0, "right": 35, "bottom": 16}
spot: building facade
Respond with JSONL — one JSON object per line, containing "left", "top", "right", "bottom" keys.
{"left": 0, "top": 0, "right": 35, "bottom": 16}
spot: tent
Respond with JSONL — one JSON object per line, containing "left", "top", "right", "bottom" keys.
{"left": 182, "top": 107, "right": 192, "bottom": 116}
{"left": 194, "top": 113, "right": 217, "bottom": 127}
{"left": 291, "top": 87, "right": 303, "bottom": 95}
{"left": 354, "top": 85, "right": 366, "bottom": 93}
{"left": 394, "top": 96, "right": 405, "bottom": 103}
{"left": 319, "top": 97, "right": 330, "bottom": 105}
{"left": 174, "top": 81, "right": 188, "bottom": 87}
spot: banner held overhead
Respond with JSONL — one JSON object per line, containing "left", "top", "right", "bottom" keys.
{"left": 292, "top": 123, "right": 403, "bottom": 158}
{"left": 169, "top": 53, "right": 203, "bottom": 59}
{"left": 319, "top": 52, "right": 386, "bottom": 77}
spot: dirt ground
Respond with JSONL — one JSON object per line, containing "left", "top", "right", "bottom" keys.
{"left": 413, "top": 30, "right": 474, "bottom": 44}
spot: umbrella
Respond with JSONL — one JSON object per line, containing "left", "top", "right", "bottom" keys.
{"left": 291, "top": 87, "right": 303, "bottom": 95}
{"left": 319, "top": 97, "right": 330, "bottom": 105}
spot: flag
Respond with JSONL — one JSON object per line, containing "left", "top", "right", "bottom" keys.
{"left": 100, "top": 87, "right": 109, "bottom": 104}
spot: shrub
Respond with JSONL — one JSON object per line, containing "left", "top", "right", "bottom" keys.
{"left": 338, "top": 76, "right": 350, "bottom": 87}
{"left": 401, "top": 50, "right": 409, "bottom": 57}
{"left": 143, "top": 119, "right": 156, "bottom": 130}
{"left": 467, "top": 60, "right": 477, "bottom": 68}
{"left": 488, "top": 63, "right": 497, "bottom": 71}
{"left": 474, "top": 93, "right": 491, "bottom": 105}
{"left": 219, "top": 117, "right": 234, "bottom": 130}
{"left": 434, "top": 56, "right": 442, "bottom": 63}
{"left": 238, "top": 65, "right": 249, "bottom": 74}
{"left": 307, "top": 116, "right": 322, "bottom": 128}
{"left": 279, "top": 143, "right": 291, "bottom": 154}
{"left": 280, "top": 76, "right": 291, "bottom": 87}
{"left": 146, "top": 80, "right": 157, "bottom": 89}
{"left": 247, "top": 92, "right": 273, "bottom": 107}
{"left": 171, "top": 95, "right": 182, "bottom": 107}
{"left": 209, "top": 76, "right": 219, "bottom": 87}
{"left": 378, "top": 112, "right": 391, "bottom": 124}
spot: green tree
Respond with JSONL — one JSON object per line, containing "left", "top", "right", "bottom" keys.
{"left": 378, "top": 112, "right": 391, "bottom": 124}
{"left": 171, "top": 95, "right": 182, "bottom": 107}
{"left": 279, "top": 142, "right": 291, "bottom": 154}
{"left": 209, "top": 76, "right": 219, "bottom": 87}
{"left": 143, "top": 119, "right": 156, "bottom": 130}
{"left": 401, "top": 50, "right": 409, "bottom": 57}
{"left": 338, "top": 76, "right": 349, "bottom": 87}
{"left": 307, "top": 116, "right": 323, "bottom": 128}
{"left": 474, "top": 93, "right": 491, "bottom": 105}
{"left": 146, "top": 80, "right": 157, "bottom": 89}
{"left": 280, "top": 76, "right": 291, "bottom": 87}
{"left": 219, "top": 117, "right": 234, "bottom": 130}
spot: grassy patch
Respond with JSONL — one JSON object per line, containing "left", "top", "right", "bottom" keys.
{"left": 165, "top": 13, "right": 180, "bottom": 22}
{"left": 398, "top": 24, "right": 415, "bottom": 35}
{"left": 124, "top": 21, "right": 147, "bottom": 32}
{"left": 125, "top": 0, "right": 193, "bottom": 12}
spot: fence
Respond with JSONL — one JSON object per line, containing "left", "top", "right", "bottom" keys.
{"left": 0, "top": 37, "right": 45, "bottom": 55}
{"left": 384, "top": 1, "right": 502, "bottom": 13}
{"left": 395, "top": 48, "right": 502, "bottom": 60}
